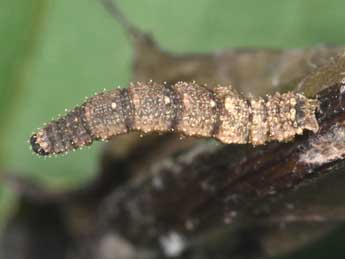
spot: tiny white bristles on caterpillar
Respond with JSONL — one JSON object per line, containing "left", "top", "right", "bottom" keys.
{"left": 29, "top": 81, "right": 319, "bottom": 156}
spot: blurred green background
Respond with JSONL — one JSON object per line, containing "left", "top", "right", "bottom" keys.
{"left": 1, "top": 0, "right": 345, "bottom": 257}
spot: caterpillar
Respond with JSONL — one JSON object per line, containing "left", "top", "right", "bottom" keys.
{"left": 30, "top": 81, "right": 319, "bottom": 156}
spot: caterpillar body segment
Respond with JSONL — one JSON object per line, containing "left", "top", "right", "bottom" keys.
{"left": 30, "top": 106, "right": 93, "bottom": 156}
{"left": 30, "top": 81, "right": 319, "bottom": 156}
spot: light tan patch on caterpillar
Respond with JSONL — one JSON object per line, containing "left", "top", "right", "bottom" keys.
{"left": 214, "top": 85, "right": 250, "bottom": 144}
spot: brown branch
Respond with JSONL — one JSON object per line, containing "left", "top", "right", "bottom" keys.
{"left": 98, "top": 83, "right": 345, "bottom": 257}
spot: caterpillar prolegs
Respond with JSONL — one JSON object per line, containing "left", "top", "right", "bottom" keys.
{"left": 30, "top": 81, "right": 319, "bottom": 156}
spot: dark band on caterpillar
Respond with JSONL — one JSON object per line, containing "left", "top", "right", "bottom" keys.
{"left": 207, "top": 87, "right": 221, "bottom": 137}
{"left": 119, "top": 88, "right": 134, "bottom": 132}
{"left": 162, "top": 83, "right": 182, "bottom": 131}
{"left": 241, "top": 98, "right": 250, "bottom": 143}
{"left": 30, "top": 81, "right": 320, "bottom": 156}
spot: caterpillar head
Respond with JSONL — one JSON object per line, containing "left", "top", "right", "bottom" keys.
{"left": 30, "top": 130, "right": 51, "bottom": 156}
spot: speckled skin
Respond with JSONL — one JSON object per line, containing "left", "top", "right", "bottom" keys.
{"left": 30, "top": 81, "right": 319, "bottom": 156}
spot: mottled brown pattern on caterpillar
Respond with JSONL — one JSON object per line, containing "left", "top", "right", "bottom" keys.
{"left": 30, "top": 81, "right": 319, "bottom": 156}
